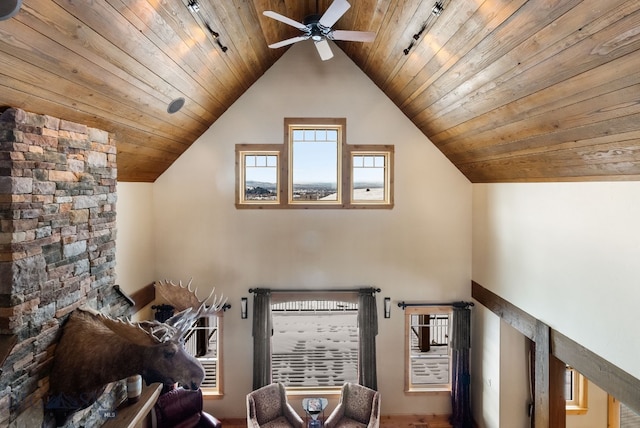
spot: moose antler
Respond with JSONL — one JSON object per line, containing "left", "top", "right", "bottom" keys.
{"left": 154, "top": 279, "right": 227, "bottom": 340}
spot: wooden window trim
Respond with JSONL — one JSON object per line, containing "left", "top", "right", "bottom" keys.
{"left": 566, "top": 367, "right": 588, "bottom": 415}
{"left": 236, "top": 144, "right": 282, "bottom": 209}
{"left": 235, "top": 118, "right": 394, "bottom": 209}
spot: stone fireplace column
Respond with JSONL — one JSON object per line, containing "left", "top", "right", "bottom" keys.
{"left": 0, "top": 107, "right": 126, "bottom": 427}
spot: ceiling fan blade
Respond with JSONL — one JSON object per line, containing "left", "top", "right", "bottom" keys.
{"left": 314, "top": 39, "right": 334, "bottom": 61}
{"left": 331, "top": 30, "right": 376, "bottom": 42}
{"left": 319, "top": 0, "right": 351, "bottom": 28}
{"left": 263, "top": 11, "right": 308, "bottom": 31}
{"left": 268, "top": 36, "right": 309, "bottom": 49}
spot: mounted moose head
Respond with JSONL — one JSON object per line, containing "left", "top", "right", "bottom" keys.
{"left": 47, "top": 279, "right": 226, "bottom": 424}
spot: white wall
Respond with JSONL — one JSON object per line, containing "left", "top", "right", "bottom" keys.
{"left": 471, "top": 305, "right": 501, "bottom": 428}
{"left": 472, "top": 182, "right": 640, "bottom": 426}
{"left": 115, "top": 182, "right": 155, "bottom": 293}
{"left": 151, "top": 41, "right": 472, "bottom": 418}
{"left": 500, "top": 321, "right": 530, "bottom": 428}
{"left": 567, "top": 380, "right": 608, "bottom": 428}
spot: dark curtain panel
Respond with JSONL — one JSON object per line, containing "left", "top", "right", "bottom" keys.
{"left": 252, "top": 289, "right": 272, "bottom": 390}
{"left": 450, "top": 304, "right": 473, "bottom": 428}
{"left": 358, "top": 288, "right": 378, "bottom": 390}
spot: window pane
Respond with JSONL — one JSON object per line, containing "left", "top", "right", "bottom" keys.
{"left": 185, "top": 316, "right": 220, "bottom": 391}
{"left": 271, "top": 300, "right": 358, "bottom": 387}
{"left": 291, "top": 127, "right": 339, "bottom": 202}
{"left": 352, "top": 153, "right": 386, "bottom": 202}
{"left": 406, "top": 309, "right": 451, "bottom": 391}
{"left": 244, "top": 153, "right": 278, "bottom": 202}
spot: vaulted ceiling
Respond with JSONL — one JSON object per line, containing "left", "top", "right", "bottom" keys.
{"left": 1, "top": 0, "right": 639, "bottom": 182}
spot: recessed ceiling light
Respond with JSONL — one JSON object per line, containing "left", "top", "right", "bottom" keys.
{"left": 167, "top": 98, "right": 185, "bottom": 114}
{"left": 0, "top": 0, "right": 22, "bottom": 21}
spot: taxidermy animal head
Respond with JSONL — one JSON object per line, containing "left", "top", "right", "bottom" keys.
{"left": 47, "top": 279, "right": 226, "bottom": 425}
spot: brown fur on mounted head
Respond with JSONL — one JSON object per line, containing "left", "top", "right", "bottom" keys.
{"left": 47, "top": 280, "right": 226, "bottom": 425}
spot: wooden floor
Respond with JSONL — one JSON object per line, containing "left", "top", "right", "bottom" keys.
{"left": 219, "top": 414, "right": 452, "bottom": 427}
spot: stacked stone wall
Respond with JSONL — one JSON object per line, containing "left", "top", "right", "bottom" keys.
{"left": 0, "top": 107, "right": 127, "bottom": 427}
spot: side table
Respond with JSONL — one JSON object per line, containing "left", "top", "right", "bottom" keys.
{"left": 302, "top": 397, "right": 329, "bottom": 428}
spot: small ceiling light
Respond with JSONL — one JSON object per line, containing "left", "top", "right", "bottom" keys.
{"left": 0, "top": 0, "right": 22, "bottom": 21}
{"left": 167, "top": 97, "right": 185, "bottom": 114}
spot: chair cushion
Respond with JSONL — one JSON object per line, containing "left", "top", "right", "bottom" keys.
{"left": 252, "top": 385, "right": 283, "bottom": 424}
{"left": 260, "top": 415, "right": 297, "bottom": 428}
{"left": 344, "top": 386, "right": 376, "bottom": 424}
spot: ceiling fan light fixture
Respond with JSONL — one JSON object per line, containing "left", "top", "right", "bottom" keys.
{"left": 0, "top": 0, "right": 22, "bottom": 21}
{"left": 263, "top": 0, "right": 376, "bottom": 61}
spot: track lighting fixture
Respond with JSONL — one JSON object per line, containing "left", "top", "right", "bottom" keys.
{"left": 187, "top": 0, "right": 200, "bottom": 13}
{"left": 186, "top": 0, "right": 228, "bottom": 53}
{"left": 205, "top": 22, "right": 228, "bottom": 52}
{"left": 403, "top": 0, "right": 447, "bottom": 55}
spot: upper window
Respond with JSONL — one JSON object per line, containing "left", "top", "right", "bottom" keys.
{"left": 404, "top": 306, "right": 452, "bottom": 392}
{"left": 236, "top": 118, "right": 393, "bottom": 209}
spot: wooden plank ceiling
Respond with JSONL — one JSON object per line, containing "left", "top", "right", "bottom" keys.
{"left": 1, "top": 0, "right": 639, "bottom": 182}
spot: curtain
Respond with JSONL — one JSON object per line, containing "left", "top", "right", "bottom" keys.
{"left": 450, "top": 304, "right": 473, "bottom": 428}
{"left": 358, "top": 288, "right": 378, "bottom": 390}
{"left": 252, "top": 289, "right": 272, "bottom": 390}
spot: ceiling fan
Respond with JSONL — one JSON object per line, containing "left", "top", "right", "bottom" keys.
{"left": 263, "top": 0, "right": 376, "bottom": 61}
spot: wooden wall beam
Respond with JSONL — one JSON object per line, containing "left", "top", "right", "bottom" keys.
{"left": 549, "top": 354, "right": 567, "bottom": 428}
{"left": 130, "top": 282, "right": 156, "bottom": 314}
{"left": 533, "top": 320, "right": 550, "bottom": 428}
{"left": 473, "top": 280, "right": 640, "bottom": 419}
{"left": 552, "top": 330, "right": 640, "bottom": 415}
{"left": 471, "top": 280, "right": 537, "bottom": 340}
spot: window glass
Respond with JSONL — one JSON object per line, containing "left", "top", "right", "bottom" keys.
{"left": 352, "top": 153, "right": 389, "bottom": 203}
{"left": 290, "top": 126, "right": 340, "bottom": 204}
{"left": 405, "top": 307, "right": 451, "bottom": 392}
{"left": 271, "top": 300, "right": 358, "bottom": 388}
{"left": 241, "top": 151, "right": 279, "bottom": 204}
{"left": 185, "top": 315, "right": 222, "bottom": 394}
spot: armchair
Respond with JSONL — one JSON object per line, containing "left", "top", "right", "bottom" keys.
{"left": 246, "top": 382, "right": 303, "bottom": 427}
{"left": 324, "top": 382, "right": 380, "bottom": 428}
{"left": 151, "top": 387, "right": 221, "bottom": 428}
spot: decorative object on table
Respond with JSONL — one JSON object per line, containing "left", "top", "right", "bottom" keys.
{"left": 47, "top": 279, "right": 227, "bottom": 425}
{"left": 127, "top": 374, "right": 142, "bottom": 404}
{"left": 324, "top": 382, "right": 380, "bottom": 428}
{"left": 246, "top": 382, "right": 303, "bottom": 427}
{"left": 302, "top": 397, "right": 329, "bottom": 427}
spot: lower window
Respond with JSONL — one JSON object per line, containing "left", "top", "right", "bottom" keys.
{"left": 185, "top": 315, "right": 222, "bottom": 395}
{"left": 271, "top": 299, "right": 358, "bottom": 389}
{"left": 405, "top": 306, "right": 452, "bottom": 392}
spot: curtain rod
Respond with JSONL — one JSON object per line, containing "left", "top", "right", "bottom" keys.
{"left": 397, "top": 301, "right": 474, "bottom": 309}
{"left": 249, "top": 287, "right": 381, "bottom": 294}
